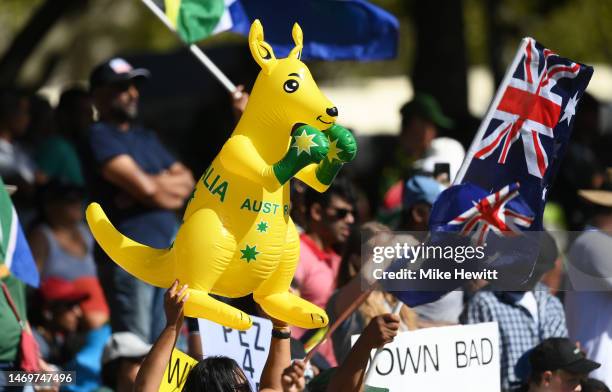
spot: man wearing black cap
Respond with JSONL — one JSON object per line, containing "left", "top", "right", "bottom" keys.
{"left": 82, "top": 57, "right": 194, "bottom": 343}
{"left": 522, "top": 337, "right": 601, "bottom": 392}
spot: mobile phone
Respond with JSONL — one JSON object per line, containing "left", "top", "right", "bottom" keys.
{"left": 433, "top": 163, "right": 451, "bottom": 185}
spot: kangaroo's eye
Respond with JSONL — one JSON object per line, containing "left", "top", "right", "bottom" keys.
{"left": 283, "top": 79, "right": 299, "bottom": 93}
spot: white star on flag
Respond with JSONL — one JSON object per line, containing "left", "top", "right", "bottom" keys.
{"left": 291, "top": 130, "right": 318, "bottom": 155}
{"left": 560, "top": 93, "right": 579, "bottom": 126}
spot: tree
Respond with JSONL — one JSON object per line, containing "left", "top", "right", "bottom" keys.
{"left": 0, "top": 0, "right": 89, "bottom": 87}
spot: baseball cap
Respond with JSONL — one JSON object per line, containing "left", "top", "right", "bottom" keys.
{"left": 400, "top": 93, "right": 454, "bottom": 129}
{"left": 102, "top": 332, "right": 152, "bottom": 364}
{"left": 402, "top": 175, "right": 444, "bottom": 211}
{"left": 40, "top": 277, "right": 90, "bottom": 304}
{"left": 89, "top": 58, "right": 150, "bottom": 91}
{"left": 530, "top": 338, "right": 601, "bottom": 374}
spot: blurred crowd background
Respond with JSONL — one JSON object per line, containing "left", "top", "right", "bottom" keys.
{"left": 1, "top": 1, "right": 612, "bottom": 391}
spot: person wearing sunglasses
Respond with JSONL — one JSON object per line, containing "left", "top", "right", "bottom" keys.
{"left": 82, "top": 58, "right": 195, "bottom": 344}
{"left": 292, "top": 177, "right": 357, "bottom": 367}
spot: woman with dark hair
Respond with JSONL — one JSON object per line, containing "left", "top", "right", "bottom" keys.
{"left": 135, "top": 281, "right": 292, "bottom": 392}
{"left": 182, "top": 357, "right": 251, "bottom": 392}
{"left": 28, "top": 181, "right": 109, "bottom": 330}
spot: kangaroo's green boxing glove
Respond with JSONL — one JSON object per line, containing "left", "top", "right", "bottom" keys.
{"left": 315, "top": 124, "right": 358, "bottom": 185}
{"left": 273, "top": 124, "right": 329, "bottom": 185}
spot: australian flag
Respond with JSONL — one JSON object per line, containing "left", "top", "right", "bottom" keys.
{"left": 393, "top": 38, "right": 593, "bottom": 306}
{"left": 455, "top": 37, "right": 593, "bottom": 229}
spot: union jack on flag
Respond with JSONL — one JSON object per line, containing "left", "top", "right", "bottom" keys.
{"left": 459, "top": 37, "right": 593, "bottom": 229}
{"left": 447, "top": 183, "right": 534, "bottom": 245}
{"left": 473, "top": 39, "right": 582, "bottom": 178}
{"left": 391, "top": 38, "right": 592, "bottom": 308}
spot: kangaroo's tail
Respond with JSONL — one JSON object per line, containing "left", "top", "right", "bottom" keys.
{"left": 86, "top": 203, "right": 175, "bottom": 288}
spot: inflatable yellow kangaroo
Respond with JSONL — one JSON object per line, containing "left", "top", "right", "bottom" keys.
{"left": 86, "top": 20, "right": 357, "bottom": 330}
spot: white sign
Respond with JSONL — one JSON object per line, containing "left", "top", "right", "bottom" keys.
{"left": 198, "top": 316, "right": 272, "bottom": 391}
{"left": 352, "top": 322, "right": 500, "bottom": 392}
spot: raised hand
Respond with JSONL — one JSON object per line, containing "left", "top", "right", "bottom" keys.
{"left": 165, "top": 280, "right": 189, "bottom": 329}
{"left": 361, "top": 313, "right": 400, "bottom": 349}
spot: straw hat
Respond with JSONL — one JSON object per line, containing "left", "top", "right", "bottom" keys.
{"left": 578, "top": 168, "right": 612, "bottom": 207}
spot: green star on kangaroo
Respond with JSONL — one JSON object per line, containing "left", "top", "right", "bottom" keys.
{"left": 256, "top": 221, "right": 269, "bottom": 233}
{"left": 240, "top": 244, "right": 259, "bottom": 262}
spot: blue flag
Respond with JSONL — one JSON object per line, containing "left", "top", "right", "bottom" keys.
{"left": 458, "top": 38, "right": 593, "bottom": 227}
{"left": 228, "top": 0, "right": 399, "bottom": 60}
{"left": 0, "top": 180, "right": 39, "bottom": 287}
{"left": 392, "top": 38, "right": 593, "bottom": 307}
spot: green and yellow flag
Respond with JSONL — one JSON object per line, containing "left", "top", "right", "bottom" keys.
{"left": 155, "top": 0, "right": 248, "bottom": 43}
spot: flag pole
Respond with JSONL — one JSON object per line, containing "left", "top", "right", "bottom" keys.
{"left": 453, "top": 38, "right": 531, "bottom": 185}
{"left": 303, "top": 287, "right": 374, "bottom": 363}
{"left": 139, "top": 0, "right": 238, "bottom": 93}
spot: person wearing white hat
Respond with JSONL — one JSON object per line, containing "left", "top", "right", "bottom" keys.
{"left": 101, "top": 332, "right": 152, "bottom": 392}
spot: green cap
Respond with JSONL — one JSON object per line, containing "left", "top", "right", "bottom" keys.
{"left": 400, "top": 93, "right": 454, "bottom": 128}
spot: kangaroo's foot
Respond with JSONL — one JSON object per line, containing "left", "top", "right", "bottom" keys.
{"left": 254, "top": 292, "right": 328, "bottom": 329}
{"left": 184, "top": 289, "right": 252, "bottom": 330}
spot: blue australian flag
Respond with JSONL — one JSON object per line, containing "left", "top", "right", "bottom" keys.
{"left": 228, "top": 0, "right": 399, "bottom": 60}
{"left": 393, "top": 38, "right": 593, "bottom": 306}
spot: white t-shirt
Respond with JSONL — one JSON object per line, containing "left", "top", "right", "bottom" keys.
{"left": 565, "top": 228, "right": 612, "bottom": 385}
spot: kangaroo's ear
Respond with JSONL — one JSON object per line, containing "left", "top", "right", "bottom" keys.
{"left": 288, "top": 23, "right": 303, "bottom": 60}
{"left": 249, "top": 19, "right": 277, "bottom": 75}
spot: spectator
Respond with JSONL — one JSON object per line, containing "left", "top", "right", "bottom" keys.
{"left": 24, "top": 94, "right": 54, "bottom": 149}
{"left": 520, "top": 338, "right": 600, "bottom": 392}
{"left": 306, "top": 313, "right": 400, "bottom": 392}
{"left": 134, "top": 280, "right": 292, "bottom": 392}
{"left": 551, "top": 93, "right": 605, "bottom": 230}
{"left": 327, "top": 222, "right": 418, "bottom": 363}
{"left": 81, "top": 57, "right": 194, "bottom": 343}
{"left": 0, "top": 274, "right": 28, "bottom": 376}
{"left": 36, "top": 87, "right": 92, "bottom": 186}
{"left": 102, "top": 332, "right": 152, "bottom": 392}
{"left": 564, "top": 179, "right": 612, "bottom": 386}
{"left": 293, "top": 177, "right": 357, "bottom": 366}
{"left": 28, "top": 181, "right": 109, "bottom": 329}
{"left": 32, "top": 278, "right": 89, "bottom": 366}
{"left": 398, "top": 175, "right": 464, "bottom": 325}
{"left": 0, "top": 90, "right": 36, "bottom": 186}
{"left": 379, "top": 93, "right": 463, "bottom": 221}
{"left": 0, "top": 89, "right": 44, "bottom": 224}
{"left": 463, "top": 231, "right": 568, "bottom": 391}
{"left": 30, "top": 276, "right": 111, "bottom": 392}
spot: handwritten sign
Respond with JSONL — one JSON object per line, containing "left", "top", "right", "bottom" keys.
{"left": 198, "top": 316, "right": 272, "bottom": 390}
{"left": 159, "top": 348, "right": 198, "bottom": 392}
{"left": 353, "top": 322, "right": 500, "bottom": 391}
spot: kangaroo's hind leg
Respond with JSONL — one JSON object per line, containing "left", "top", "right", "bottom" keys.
{"left": 253, "top": 219, "right": 328, "bottom": 329}
{"left": 174, "top": 208, "right": 252, "bottom": 330}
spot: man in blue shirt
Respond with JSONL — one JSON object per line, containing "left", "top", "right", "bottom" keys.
{"left": 82, "top": 58, "right": 194, "bottom": 343}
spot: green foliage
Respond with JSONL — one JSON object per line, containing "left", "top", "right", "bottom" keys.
{"left": 0, "top": 0, "right": 610, "bottom": 86}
